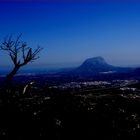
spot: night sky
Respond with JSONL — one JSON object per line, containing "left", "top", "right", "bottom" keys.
{"left": 0, "top": 0, "right": 140, "bottom": 69}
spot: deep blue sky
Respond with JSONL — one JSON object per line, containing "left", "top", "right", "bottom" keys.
{"left": 0, "top": 0, "right": 140, "bottom": 69}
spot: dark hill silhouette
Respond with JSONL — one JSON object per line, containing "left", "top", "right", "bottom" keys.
{"left": 70, "top": 56, "right": 133, "bottom": 77}
{"left": 0, "top": 56, "right": 137, "bottom": 84}
{"left": 76, "top": 56, "right": 115, "bottom": 74}
{"left": 134, "top": 67, "right": 140, "bottom": 74}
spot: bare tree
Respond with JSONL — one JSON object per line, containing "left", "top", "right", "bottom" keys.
{"left": 0, "top": 34, "right": 42, "bottom": 86}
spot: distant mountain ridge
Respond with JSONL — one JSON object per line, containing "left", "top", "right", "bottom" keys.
{"left": 69, "top": 56, "right": 133, "bottom": 77}
{"left": 0, "top": 56, "right": 139, "bottom": 83}
{"left": 75, "top": 56, "right": 115, "bottom": 73}
{"left": 134, "top": 67, "right": 140, "bottom": 74}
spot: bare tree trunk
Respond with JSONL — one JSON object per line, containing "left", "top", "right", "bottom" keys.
{"left": 6, "top": 65, "right": 20, "bottom": 87}
{"left": 0, "top": 35, "right": 42, "bottom": 88}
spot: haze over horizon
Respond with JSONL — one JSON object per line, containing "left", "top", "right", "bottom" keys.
{"left": 0, "top": 0, "right": 140, "bottom": 69}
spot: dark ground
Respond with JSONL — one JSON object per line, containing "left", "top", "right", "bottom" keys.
{"left": 0, "top": 86, "right": 140, "bottom": 140}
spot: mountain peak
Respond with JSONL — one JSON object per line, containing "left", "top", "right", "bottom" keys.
{"left": 72, "top": 56, "right": 115, "bottom": 75}
{"left": 64, "top": 56, "right": 133, "bottom": 78}
{"left": 84, "top": 56, "right": 105, "bottom": 64}
{"left": 82, "top": 56, "right": 107, "bottom": 66}
{"left": 89, "top": 56, "right": 104, "bottom": 61}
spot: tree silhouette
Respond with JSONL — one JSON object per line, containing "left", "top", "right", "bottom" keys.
{"left": 0, "top": 34, "right": 42, "bottom": 86}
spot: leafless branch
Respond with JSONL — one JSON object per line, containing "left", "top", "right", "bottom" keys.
{"left": 0, "top": 34, "right": 42, "bottom": 67}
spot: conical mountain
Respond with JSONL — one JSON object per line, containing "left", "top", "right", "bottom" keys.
{"left": 72, "top": 56, "right": 132, "bottom": 76}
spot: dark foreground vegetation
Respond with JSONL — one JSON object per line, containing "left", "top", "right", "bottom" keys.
{"left": 1, "top": 85, "right": 140, "bottom": 140}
